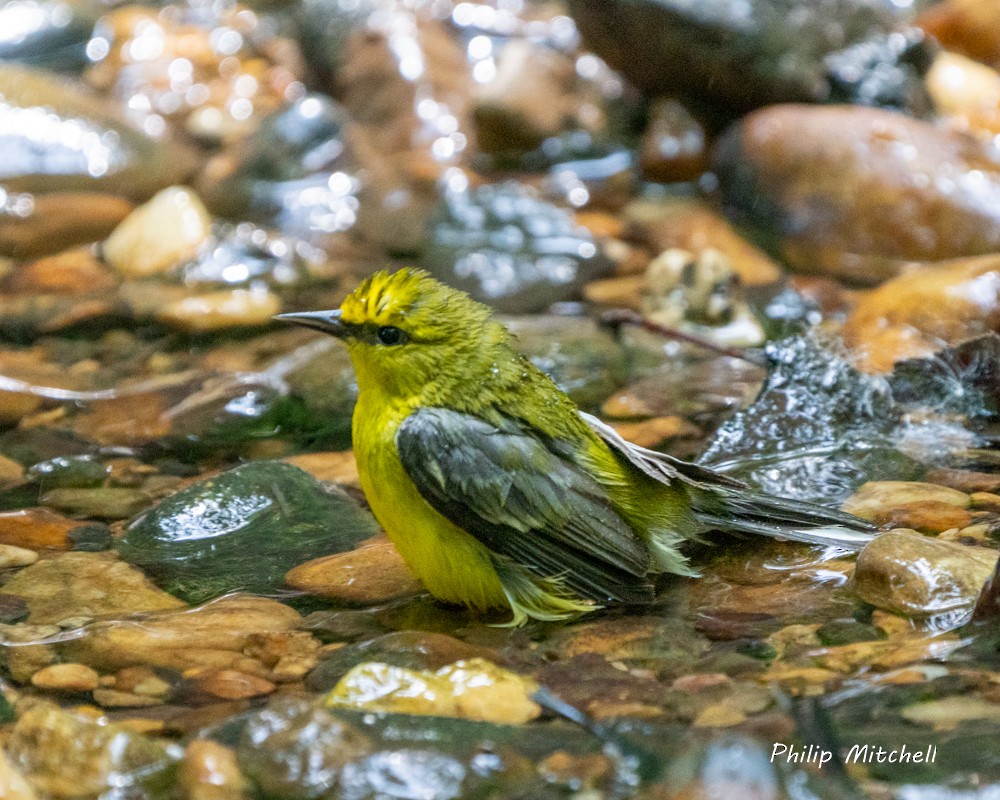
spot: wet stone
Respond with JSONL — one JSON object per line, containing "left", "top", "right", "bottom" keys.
{"left": 40, "top": 486, "right": 151, "bottom": 520}
{"left": 237, "top": 696, "right": 372, "bottom": 800}
{"left": 639, "top": 98, "right": 708, "bottom": 183}
{"left": 5, "top": 702, "right": 182, "bottom": 799}
{"left": 843, "top": 481, "right": 972, "bottom": 522}
{"left": 102, "top": 186, "right": 213, "bottom": 279}
{"left": 0, "top": 750, "right": 37, "bottom": 800}
{"left": 30, "top": 663, "right": 100, "bottom": 693}
{"left": 0, "top": 544, "right": 38, "bottom": 568}
{"left": 178, "top": 740, "right": 248, "bottom": 800}
{"left": 815, "top": 621, "right": 887, "bottom": 647}
{"left": 568, "top": 0, "right": 929, "bottom": 113}
{"left": 0, "top": 551, "right": 184, "bottom": 624}
{"left": 0, "top": 65, "right": 197, "bottom": 200}
{"left": 0, "top": 594, "right": 29, "bottom": 624}
{"left": 421, "top": 182, "right": 614, "bottom": 314}
{"left": 118, "top": 461, "right": 378, "bottom": 603}
{"left": 0, "top": 0, "right": 100, "bottom": 70}
{"left": 854, "top": 530, "right": 999, "bottom": 616}
{"left": 0, "top": 193, "right": 134, "bottom": 260}
{"left": 873, "top": 500, "right": 974, "bottom": 533}
{"left": 286, "top": 537, "right": 422, "bottom": 605}
{"left": 0, "top": 508, "right": 104, "bottom": 551}
{"left": 328, "top": 659, "right": 541, "bottom": 725}
{"left": 156, "top": 287, "right": 283, "bottom": 333}
{"left": 714, "top": 105, "right": 1000, "bottom": 282}
{"left": 176, "top": 669, "right": 276, "bottom": 704}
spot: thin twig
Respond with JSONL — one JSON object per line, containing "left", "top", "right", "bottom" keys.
{"left": 599, "top": 308, "right": 767, "bottom": 365}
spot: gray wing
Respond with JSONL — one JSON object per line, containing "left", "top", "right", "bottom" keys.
{"left": 396, "top": 407, "right": 654, "bottom": 604}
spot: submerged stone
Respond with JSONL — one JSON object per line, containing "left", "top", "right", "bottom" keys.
{"left": 0, "top": 0, "right": 100, "bottom": 70}
{"left": 117, "top": 461, "right": 378, "bottom": 603}
{"left": 421, "top": 182, "right": 613, "bottom": 313}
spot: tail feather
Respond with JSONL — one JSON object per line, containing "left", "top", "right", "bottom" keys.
{"left": 692, "top": 490, "right": 877, "bottom": 551}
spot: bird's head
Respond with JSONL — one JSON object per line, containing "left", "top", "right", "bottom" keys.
{"left": 277, "top": 268, "right": 503, "bottom": 397}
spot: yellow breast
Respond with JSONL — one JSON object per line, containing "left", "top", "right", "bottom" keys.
{"left": 351, "top": 396, "right": 508, "bottom": 611}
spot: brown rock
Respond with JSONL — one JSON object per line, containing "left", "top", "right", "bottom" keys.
{"left": 184, "top": 669, "right": 276, "bottom": 702}
{"left": 31, "top": 663, "right": 100, "bottom": 693}
{"left": 0, "top": 193, "right": 134, "bottom": 260}
{"left": 0, "top": 453, "right": 23, "bottom": 486}
{"left": 639, "top": 98, "right": 708, "bottom": 183}
{"left": 0, "top": 508, "right": 93, "bottom": 551}
{"left": 625, "top": 197, "right": 782, "bottom": 286}
{"left": 282, "top": 451, "right": 360, "bottom": 488}
{"left": 842, "top": 481, "right": 971, "bottom": 521}
{"left": 91, "top": 688, "right": 165, "bottom": 708}
{"left": 0, "top": 623, "right": 59, "bottom": 682}
{"left": 6, "top": 247, "right": 117, "bottom": 295}
{"left": 582, "top": 274, "right": 646, "bottom": 309}
{"left": 919, "top": 0, "right": 1000, "bottom": 68}
{"left": 179, "top": 740, "right": 248, "bottom": 800}
{"left": 854, "top": 530, "right": 999, "bottom": 616}
{"left": 61, "top": 595, "right": 305, "bottom": 677}
{"left": 926, "top": 468, "right": 1000, "bottom": 494}
{"left": 0, "top": 551, "right": 184, "bottom": 624}
{"left": 113, "top": 666, "right": 172, "bottom": 697}
{"left": 842, "top": 254, "right": 1000, "bottom": 372}
{"left": 156, "top": 288, "right": 283, "bottom": 333}
{"left": 873, "top": 500, "right": 974, "bottom": 533}
{"left": 285, "top": 537, "right": 421, "bottom": 604}
{"left": 714, "top": 105, "right": 1000, "bottom": 282}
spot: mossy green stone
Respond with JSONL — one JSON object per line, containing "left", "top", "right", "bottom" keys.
{"left": 117, "top": 461, "right": 378, "bottom": 603}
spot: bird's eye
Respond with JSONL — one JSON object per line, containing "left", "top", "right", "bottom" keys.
{"left": 377, "top": 325, "right": 405, "bottom": 345}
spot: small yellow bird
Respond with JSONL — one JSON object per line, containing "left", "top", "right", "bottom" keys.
{"left": 278, "top": 269, "right": 874, "bottom": 625}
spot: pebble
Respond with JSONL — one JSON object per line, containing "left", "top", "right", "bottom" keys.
{"left": 927, "top": 52, "right": 1000, "bottom": 142}
{"left": 919, "top": 0, "right": 1000, "bottom": 68}
{"left": 30, "top": 663, "right": 100, "bottom": 693}
{"left": 0, "top": 508, "right": 102, "bottom": 551}
{"left": 91, "top": 689, "right": 165, "bottom": 708}
{"left": 285, "top": 537, "right": 422, "bottom": 604}
{"left": 842, "top": 481, "right": 972, "bottom": 521}
{"left": 853, "top": 530, "right": 999, "bottom": 616}
{"left": 40, "top": 487, "right": 151, "bottom": 520}
{"left": 103, "top": 186, "right": 212, "bottom": 278}
{"left": 183, "top": 669, "right": 276, "bottom": 702}
{"left": 0, "top": 544, "right": 38, "bottom": 568}
{"left": 639, "top": 98, "right": 708, "bottom": 183}
{"left": 0, "top": 551, "right": 184, "bottom": 624}
{"left": 610, "top": 417, "right": 700, "bottom": 449}
{"left": 0, "top": 194, "right": 133, "bottom": 261}
{"left": 156, "top": 288, "right": 282, "bottom": 332}
{"left": 179, "top": 740, "right": 249, "bottom": 800}
{"left": 0, "top": 595, "right": 29, "bottom": 624}
{"left": 282, "top": 451, "right": 360, "bottom": 488}
{"left": 0, "top": 454, "right": 24, "bottom": 486}
{"left": 873, "top": 500, "right": 974, "bottom": 534}
{"left": 326, "top": 658, "right": 541, "bottom": 724}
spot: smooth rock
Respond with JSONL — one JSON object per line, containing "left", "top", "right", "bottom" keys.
{"left": 0, "top": 595, "right": 29, "bottom": 624}
{"left": 40, "top": 486, "right": 151, "bottom": 520}
{"left": 118, "top": 461, "right": 378, "bottom": 603}
{"left": 6, "top": 247, "right": 117, "bottom": 295}
{"left": 103, "top": 187, "right": 212, "bottom": 278}
{"left": 237, "top": 696, "right": 371, "bottom": 799}
{"left": 854, "top": 530, "right": 999, "bottom": 616}
{"left": 0, "top": 551, "right": 184, "bottom": 624}
{"left": 842, "top": 254, "right": 1000, "bottom": 372}
{"left": 0, "top": 750, "right": 37, "bottom": 800}
{"left": 179, "top": 669, "right": 276, "bottom": 703}
{"left": 0, "top": 65, "right": 197, "bottom": 199}
{"left": 0, "top": 544, "right": 38, "bottom": 568}
{"left": 0, "top": 453, "right": 23, "bottom": 486}
{"left": 179, "top": 740, "right": 249, "bottom": 800}
{"left": 569, "top": 0, "right": 930, "bottom": 113}
{"left": 156, "top": 288, "right": 282, "bottom": 332}
{"left": 0, "top": 508, "right": 101, "bottom": 550}
{"left": 326, "top": 658, "right": 541, "bottom": 724}
{"left": 30, "top": 663, "right": 99, "bottom": 693}
{"left": 283, "top": 451, "right": 360, "bottom": 488}
{"left": 639, "top": 98, "right": 708, "bottom": 183}
{"left": 927, "top": 52, "right": 1000, "bottom": 142}
{"left": 873, "top": 500, "right": 973, "bottom": 534}
{"left": 843, "top": 482, "right": 972, "bottom": 521}
{"left": 0, "top": 192, "right": 133, "bottom": 259}
{"left": 286, "top": 537, "right": 421, "bottom": 604}
{"left": 91, "top": 688, "right": 164, "bottom": 708}
{"left": 60, "top": 595, "right": 306, "bottom": 677}
{"left": 714, "top": 105, "right": 1000, "bottom": 282}
{"left": 919, "top": 0, "right": 1000, "bottom": 68}
{"left": 5, "top": 702, "right": 181, "bottom": 798}
{"left": 421, "top": 182, "right": 613, "bottom": 313}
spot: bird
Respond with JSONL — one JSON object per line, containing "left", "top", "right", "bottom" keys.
{"left": 277, "top": 268, "right": 875, "bottom": 626}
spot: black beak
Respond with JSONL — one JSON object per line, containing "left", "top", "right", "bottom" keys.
{"left": 274, "top": 309, "right": 347, "bottom": 338}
